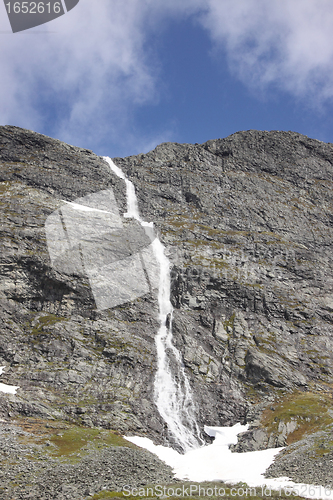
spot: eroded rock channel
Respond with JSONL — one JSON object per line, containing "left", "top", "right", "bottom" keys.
{"left": 1, "top": 126, "right": 333, "bottom": 497}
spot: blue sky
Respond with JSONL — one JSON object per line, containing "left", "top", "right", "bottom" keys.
{"left": 1, "top": 0, "right": 333, "bottom": 158}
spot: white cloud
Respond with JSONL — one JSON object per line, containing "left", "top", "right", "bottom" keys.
{"left": 0, "top": 0, "right": 208, "bottom": 155}
{"left": 0, "top": 0, "right": 173, "bottom": 154}
{"left": 1, "top": 0, "right": 333, "bottom": 156}
{"left": 199, "top": 0, "right": 333, "bottom": 101}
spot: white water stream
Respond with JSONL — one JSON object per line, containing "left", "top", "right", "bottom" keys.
{"left": 103, "top": 156, "right": 333, "bottom": 499}
{"left": 104, "top": 156, "right": 202, "bottom": 452}
{"left": 152, "top": 237, "right": 203, "bottom": 451}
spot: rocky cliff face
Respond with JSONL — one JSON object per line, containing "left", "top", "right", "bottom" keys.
{"left": 1, "top": 126, "right": 333, "bottom": 494}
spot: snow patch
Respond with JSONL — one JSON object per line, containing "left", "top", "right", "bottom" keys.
{"left": 126, "top": 425, "right": 333, "bottom": 500}
{"left": 0, "top": 367, "right": 19, "bottom": 394}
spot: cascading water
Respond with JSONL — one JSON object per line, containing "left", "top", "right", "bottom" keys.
{"left": 152, "top": 237, "right": 203, "bottom": 451}
{"left": 103, "top": 156, "right": 203, "bottom": 452}
{"left": 101, "top": 159, "right": 330, "bottom": 500}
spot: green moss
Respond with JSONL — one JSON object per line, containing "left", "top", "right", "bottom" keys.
{"left": 243, "top": 283, "right": 264, "bottom": 289}
{"left": 261, "top": 391, "right": 333, "bottom": 444}
{"left": 89, "top": 493, "right": 123, "bottom": 500}
{"left": 312, "top": 438, "right": 333, "bottom": 457}
{"left": 88, "top": 492, "right": 156, "bottom": 500}
{"left": 88, "top": 482, "right": 306, "bottom": 500}
{"left": 30, "top": 314, "right": 67, "bottom": 336}
{"left": 47, "top": 427, "right": 136, "bottom": 461}
{"left": 223, "top": 313, "right": 235, "bottom": 331}
{"left": 0, "top": 181, "right": 13, "bottom": 194}
{"left": 253, "top": 331, "right": 277, "bottom": 353}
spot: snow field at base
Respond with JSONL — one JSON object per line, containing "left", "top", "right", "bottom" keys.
{"left": 125, "top": 424, "right": 333, "bottom": 500}
{"left": 103, "top": 156, "right": 332, "bottom": 499}
{"left": 0, "top": 366, "right": 19, "bottom": 394}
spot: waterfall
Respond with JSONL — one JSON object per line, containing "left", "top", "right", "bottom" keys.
{"left": 152, "top": 236, "right": 203, "bottom": 451}
{"left": 103, "top": 156, "right": 203, "bottom": 452}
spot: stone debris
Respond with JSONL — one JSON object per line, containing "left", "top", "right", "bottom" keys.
{"left": 1, "top": 126, "right": 333, "bottom": 496}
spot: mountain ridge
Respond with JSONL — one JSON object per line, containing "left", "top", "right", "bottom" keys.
{"left": 1, "top": 125, "right": 333, "bottom": 498}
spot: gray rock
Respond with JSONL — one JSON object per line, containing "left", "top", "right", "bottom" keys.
{"left": 0, "top": 422, "right": 174, "bottom": 500}
{"left": 265, "top": 427, "right": 333, "bottom": 488}
{"left": 213, "top": 320, "right": 228, "bottom": 342}
{"left": 1, "top": 126, "right": 333, "bottom": 493}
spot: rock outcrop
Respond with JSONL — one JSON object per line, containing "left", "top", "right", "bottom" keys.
{"left": 1, "top": 125, "right": 333, "bottom": 496}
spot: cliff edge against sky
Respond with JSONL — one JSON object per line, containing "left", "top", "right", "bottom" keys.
{"left": 1, "top": 126, "right": 333, "bottom": 498}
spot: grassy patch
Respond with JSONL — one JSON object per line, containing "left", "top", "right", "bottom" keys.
{"left": 48, "top": 427, "right": 136, "bottom": 459}
{"left": 89, "top": 493, "right": 124, "bottom": 500}
{"left": 312, "top": 437, "right": 333, "bottom": 457}
{"left": 0, "top": 181, "right": 14, "bottom": 194}
{"left": 87, "top": 482, "right": 306, "bottom": 500}
{"left": 261, "top": 391, "right": 333, "bottom": 444}
{"left": 30, "top": 313, "right": 67, "bottom": 336}
{"left": 14, "top": 418, "right": 137, "bottom": 463}
{"left": 223, "top": 312, "right": 235, "bottom": 332}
